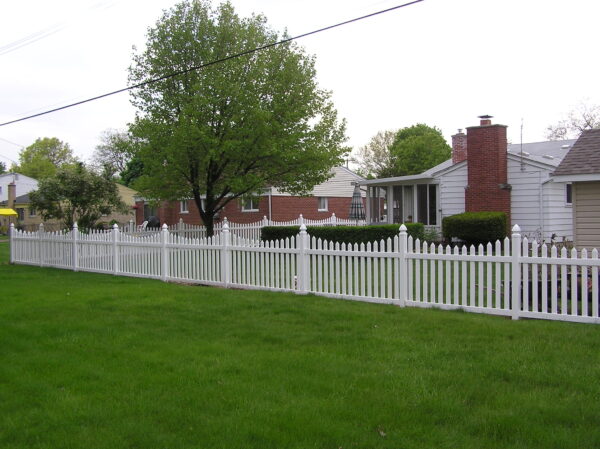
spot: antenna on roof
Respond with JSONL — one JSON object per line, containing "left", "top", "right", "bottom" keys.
{"left": 520, "top": 118, "right": 525, "bottom": 171}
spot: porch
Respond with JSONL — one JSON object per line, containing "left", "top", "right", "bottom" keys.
{"left": 360, "top": 175, "right": 440, "bottom": 231}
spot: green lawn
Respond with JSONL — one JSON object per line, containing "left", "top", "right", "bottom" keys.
{"left": 1, "top": 241, "right": 600, "bottom": 448}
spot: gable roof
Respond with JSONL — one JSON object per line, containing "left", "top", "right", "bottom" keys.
{"left": 552, "top": 129, "right": 600, "bottom": 181}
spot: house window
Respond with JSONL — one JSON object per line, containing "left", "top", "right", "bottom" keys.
{"left": 241, "top": 198, "right": 259, "bottom": 212}
{"left": 566, "top": 183, "right": 572, "bottom": 205}
{"left": 317, "top": 197, "right": 328, "bottom": 211}
{"left": 29, "top": 208, "right": 36, "bottom": 217}
{"left": 180, "top": 200, "right": 189, "bottom": 214}
{"left": 16, "top": 208, "right": 24, "bottom": 221}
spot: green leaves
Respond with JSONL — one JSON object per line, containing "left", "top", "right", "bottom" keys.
{"left": 29, "top": 164, "right": 127, "bottom": 230}
{"left": 14, "top": 137, "right": 78, "bottom": 180}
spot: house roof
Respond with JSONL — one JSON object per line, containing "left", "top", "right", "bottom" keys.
{"left": 552, "top": 129, "right": 600, "bottom": 181}
{"left": 359, "top": 138, "right": 575, "bottom": 186}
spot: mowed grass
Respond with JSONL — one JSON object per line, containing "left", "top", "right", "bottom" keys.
{"left": 1, "top": 242, "right": 600, "bottom": 448}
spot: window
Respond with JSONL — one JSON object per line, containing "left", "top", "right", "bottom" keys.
{"left": 29, "top": 208, "right": 36, "bottom": 217}
{"left": 241, "top": 198, "right": 259, "bottom": 212}
{"left": 180, "top": 200, "right": 189, "bottom": 213}
{"left": 317, "top": 197, "right": 328, "bottom": 211}
{"left": 566, "top": 183, "right": 572, "bottom": 205}
{"left": 16, "top": 208, "right": 24, "bottom": 221}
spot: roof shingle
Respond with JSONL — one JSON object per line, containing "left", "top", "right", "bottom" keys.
{"left": 553, "top": 129, "right": 600, "bottom": 176}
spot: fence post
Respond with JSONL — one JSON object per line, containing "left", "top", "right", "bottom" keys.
{"left": 511, "top": 224, "right": 522, "bottom": 320}
{"left": 263, "top": 215, "right": 269, "bottom": 227}
{"left": 161, "top": 223, "right": 169, "bottom": 282}
{"left": 299, "top": 214, "right": 304, "bottom": 227}
{"left": 296, "top": 223, "right": 310, "bottom": 294}
{"left": 9, "top": 223, "right": 14, "bottom": 264}
{"left": 398, "top": 224, "right": 408, "bottom": 306}
{"left": 72, "top": 222, "right": 79, "bottom": 272}
{"left": 129, "top": 219, "right": 134, "bottom": 233}
{"left": 221, "top": 220, "right": 231, "bottom": 286}
{"left": 38, "top": 223, "right": 44, "bottom": 267}
{"left": 331, "top": 213, "right": 337, "bottom": 226}
{"left": 112, "top": 223, "right": 119, "bottom": 275}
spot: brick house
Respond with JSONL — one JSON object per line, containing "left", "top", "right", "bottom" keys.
{"left": 360, "top": 116, "right": 576, "bottom": 241}
{"left": 134, "top": 166, "right": 366, "bottom": 226}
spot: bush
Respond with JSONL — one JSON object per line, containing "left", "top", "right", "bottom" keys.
{"left": 442, "top": 212, "right": 507, "bottom": 245}
{"left": 261, "top": 223, "right": 425, "bottom": 245}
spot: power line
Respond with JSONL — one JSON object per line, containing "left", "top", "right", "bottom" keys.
{"left": 0, "top": 0, "right": 424, "bottom": 128}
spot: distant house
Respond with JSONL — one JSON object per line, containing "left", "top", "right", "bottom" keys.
{"left": 552, "top": 128, "right": 600, "bottom": 249}
{"left": 359, "top": 116, "right": 576, "bottom": 241}
{"left": 0, "top": 176, "right": 139, "bottom": 231}
{"left": 0, "top": 173, "right": 38, "bottom": 203}
{"left": 135, "top": 166, "right": 366, "bottom": 225}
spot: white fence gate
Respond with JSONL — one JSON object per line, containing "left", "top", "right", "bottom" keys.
{"left": 9, "top": 223, "right": 600, "bottom": 324}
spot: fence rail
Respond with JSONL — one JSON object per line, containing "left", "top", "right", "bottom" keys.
{"left": 9, "top": 223, "right": 600, "bottom": 324}
{"left": 134, "top": 214, "right": 367, "bottom": 240}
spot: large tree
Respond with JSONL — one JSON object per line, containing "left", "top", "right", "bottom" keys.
{"left": 128, "top": 0, "right": 346, "bottom": 235}
{"left": 546, "top": 102, "right": 600, "bottom": 140}
{"left": 14, "top": 137, "right": 77, "bottom": 179}
{"left": 0, "top": 161, "right": 6, "bottom": 175}
{"left": 29, "top": 163, "right": 127, "bottom": 230}
{"left": 357, "top": 124, "right": 451, "bottom": 179}
{"left": 91, "top": 129, "right": 135, "bottom": 178}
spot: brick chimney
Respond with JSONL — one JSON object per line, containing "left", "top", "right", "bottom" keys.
{"left": 451, "top": 129, "right": 467, "bottom": 163}
{"left": 7, "top": 182, "right": 16, "bottom": 209}
{"left": 465, "top": 115, "right": 511, "bottom": 224}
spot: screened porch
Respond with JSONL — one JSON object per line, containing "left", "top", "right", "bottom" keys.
{"left": 361, "top": 178, "right": 440, "bottom": 230}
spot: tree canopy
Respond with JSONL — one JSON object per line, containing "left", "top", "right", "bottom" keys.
{"left": 546, "top": 102, "right": 600, "bottom": 140}
{"left": 91, "top": 129, "right": 135, "bottom": 178}
{"left": 29, "top": 163, "right": 127, "bottom": 230}
{"left": 355, "top": 124, "right": 451, "bottom": 178}
{"left": 128, "top": 0, "right": 347, "bottom": 234}
{"left": 0, "top": 161, "right": 6, "bottom": 175}
{"left": 14, "top": 137, "right": 77, "bottom": 179}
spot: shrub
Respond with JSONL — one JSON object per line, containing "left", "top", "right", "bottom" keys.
{"left": 442, "top": 212, "right": 507, "bottom": 245}
{"left": 261, "top": 223, "right": 425, "bottom": 245}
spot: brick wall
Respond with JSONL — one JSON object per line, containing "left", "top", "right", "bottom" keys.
{"left": 135, "top": 196, "right": 360, "bottom": 225}
{"left": 451, "top": 130, "right": 467, "bottom": 164}
{"left": 465, "top": 121, "right": 511, "bottom": 224}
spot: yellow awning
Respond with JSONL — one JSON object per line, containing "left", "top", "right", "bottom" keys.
{"left": 0, "top": 208, "right": 18, "bottom": 216}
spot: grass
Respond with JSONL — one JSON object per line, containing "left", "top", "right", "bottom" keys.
{"left": 1, "top": 242, "right": 600, "bottom": 448}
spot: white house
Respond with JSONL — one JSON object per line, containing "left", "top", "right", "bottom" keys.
{"left": 360, "top": 116, "right": 575, "bottom": 242}
{"left": 0, "top": 173, "right": 38, "bottom": 203}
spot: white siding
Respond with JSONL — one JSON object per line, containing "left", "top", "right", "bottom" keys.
{"left": 542, "top": 180, "right": 573, "bottom": 243}
{"left": 0, "top": 173, "right": 38, "bottom": 202}
{"left": 438, "top": 163, "right": 467, "bottom": 219}
{"left": 271, "top": 166, "right": 364, "bottom": 198}
{"left": 573, "top": 181, "right": 600, "bottom": 250}
{"left": 508, "top": 160, "right": 548, "bottom": 239}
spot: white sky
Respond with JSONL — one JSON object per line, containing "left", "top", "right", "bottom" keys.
{"left": 1, "top": 0, "right": 599, "bottom": 168}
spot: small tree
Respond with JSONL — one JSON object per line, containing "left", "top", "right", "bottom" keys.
{"left": 546, "top": 102, "right": 600, "bottom": 140}
{"left": 353, "top": 130, "right": 396, "bottom": 178}
{"left": 0, "top": 161, "right": 6, "bottom": 175}
{"left": 92, "top": 129, "right": 135, "bottom": 178}
{"left": 29, "top": 164, "right": 127, "bottom": 230}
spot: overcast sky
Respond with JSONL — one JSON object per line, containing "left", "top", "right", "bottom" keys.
{"left": 1, "top": 0, "right": 599, "bottom": 168}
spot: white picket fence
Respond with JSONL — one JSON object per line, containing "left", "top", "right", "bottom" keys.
{"left": 9, "top": 223, "right": 600, "bottom": 324}
{"left": 156, "top": 213, "right": 367, "bottom": 240}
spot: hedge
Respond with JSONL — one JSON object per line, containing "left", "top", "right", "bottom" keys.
{"left": 442, "top": 212, "right": 507, "bottom": 245}
{"left": 261, "top": 223, "right": 425, "bottom": 245}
